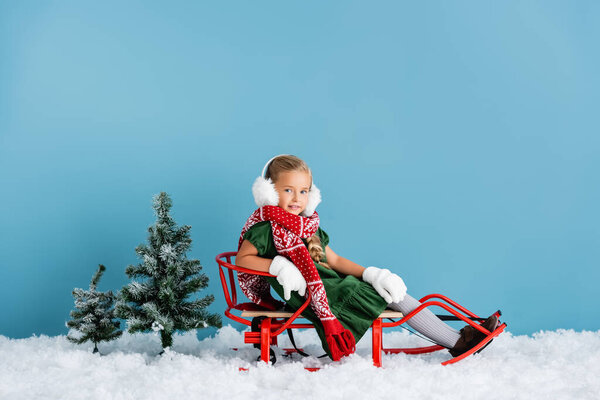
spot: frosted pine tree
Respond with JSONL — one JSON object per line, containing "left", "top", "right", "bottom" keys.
{"left": 115, "top": 192, "right": 221, "bottom": 350}
{"left": 66, "top": 264, "right": 122, "bottom": 353}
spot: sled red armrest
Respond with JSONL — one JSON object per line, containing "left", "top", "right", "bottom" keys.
{"left": 216, "top": 251, "right": 312, "bottom": 330}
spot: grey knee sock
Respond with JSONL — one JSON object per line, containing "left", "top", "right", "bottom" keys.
{"left": 388, "top": 293, "right": 460, "bottom": 349}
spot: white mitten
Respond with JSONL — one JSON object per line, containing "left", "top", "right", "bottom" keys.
{"left": 269, "top": 256, "right": 307, "bottom": 300}
{"left": 362, "top": 266, "right": 407, "bottom": 304}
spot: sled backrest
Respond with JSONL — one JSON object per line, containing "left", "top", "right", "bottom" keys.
{"left": 215, "top": 251, "right": 276, "bottom": 326}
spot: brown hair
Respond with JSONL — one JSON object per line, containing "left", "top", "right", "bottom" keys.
{"left": 264, "top": 154, "right": 311, "bottom": 183}
{"left": 266, "top": 155, "right": 331, "bottom": 269}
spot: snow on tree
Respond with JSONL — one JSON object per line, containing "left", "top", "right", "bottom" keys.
{"left": 66, "top": 264, "right": 122, "bottom": 353}
{"left": 115, "top": 192, "right": 222, "bottom": 350}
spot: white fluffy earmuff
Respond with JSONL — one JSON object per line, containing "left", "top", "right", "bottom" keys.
{"left": 252, "top": 154, "right": 322, "bottom": 217}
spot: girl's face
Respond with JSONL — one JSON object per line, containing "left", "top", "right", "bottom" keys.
{"left": 273, "top": 170, "right": 312, "bottom": 215}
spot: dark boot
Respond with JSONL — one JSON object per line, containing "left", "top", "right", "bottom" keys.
{"left": 449, "top": 314, "right": 499, "bottom": 357}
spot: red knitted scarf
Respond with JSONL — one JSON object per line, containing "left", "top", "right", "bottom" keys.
{"left": 238, "top": 205, "right": 355, "bottom": 360}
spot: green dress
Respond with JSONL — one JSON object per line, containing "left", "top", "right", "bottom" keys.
{"left": 243, "top": 221, "right": 388, "bottom": 358}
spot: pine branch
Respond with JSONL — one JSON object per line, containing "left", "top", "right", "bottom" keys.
{"left": 125, "top": 263, "right": 150, "bottom": 278}
{"left": 90, "top": 264, "right": 106, "bottom": 291}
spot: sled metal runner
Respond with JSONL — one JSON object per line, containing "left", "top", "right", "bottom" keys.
{"left": 216, "top": 251, "right": 507, "bottom": 371}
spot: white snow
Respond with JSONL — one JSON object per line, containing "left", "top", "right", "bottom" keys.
{"left": 143, "top": 254, "right": 157, "bottom": 268}
{"left": 0, "top": 327, "right": 598, "bottom": 400}
{"left": 151, "top": 322, "right": 164, "bottom": 332}
{"left": 159, "top": 244, "right": 177, "bottom": 262}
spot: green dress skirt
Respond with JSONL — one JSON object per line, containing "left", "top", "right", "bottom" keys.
{"left": 242, "top": 221, "right": 388, "bottom": 358}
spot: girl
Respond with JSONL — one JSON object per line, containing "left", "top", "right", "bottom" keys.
{"left": 235, "top": 154, "right": 499, "bottom": 361}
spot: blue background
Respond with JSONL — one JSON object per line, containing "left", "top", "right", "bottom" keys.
{"left": 1, "top": 1, "right": 598, "bottom": 340}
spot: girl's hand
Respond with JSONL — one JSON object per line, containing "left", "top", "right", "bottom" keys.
{"left": 269, "top": 256, "right": 307, "bottom": 300}
{"left": 362, "top": 266, "right": 407, "bottom": 304}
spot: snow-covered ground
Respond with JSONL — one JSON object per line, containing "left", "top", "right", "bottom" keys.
{"left": 1, "top": 326, "right": 598, "bottom": 400}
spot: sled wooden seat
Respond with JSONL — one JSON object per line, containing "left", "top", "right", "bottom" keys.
{"left": 216, "top": 251, "right": 507, "bottom": 370}
{"left": 241, "top": 309, "right": 405, "bottom": 319}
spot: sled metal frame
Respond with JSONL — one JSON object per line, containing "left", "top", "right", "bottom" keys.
{"left": 216, "top": 251, "right": 506, "bottom": 370}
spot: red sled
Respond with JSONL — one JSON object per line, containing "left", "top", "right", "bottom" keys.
{"left": 216, "top": 251, "right": 507, "bottom": 370}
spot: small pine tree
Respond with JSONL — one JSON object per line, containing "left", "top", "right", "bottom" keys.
{"left": 67, "top": 264, "right": 122, "bottom": 353}
{"left": 115, "top": 192, "right": 222, "bottom": 350}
